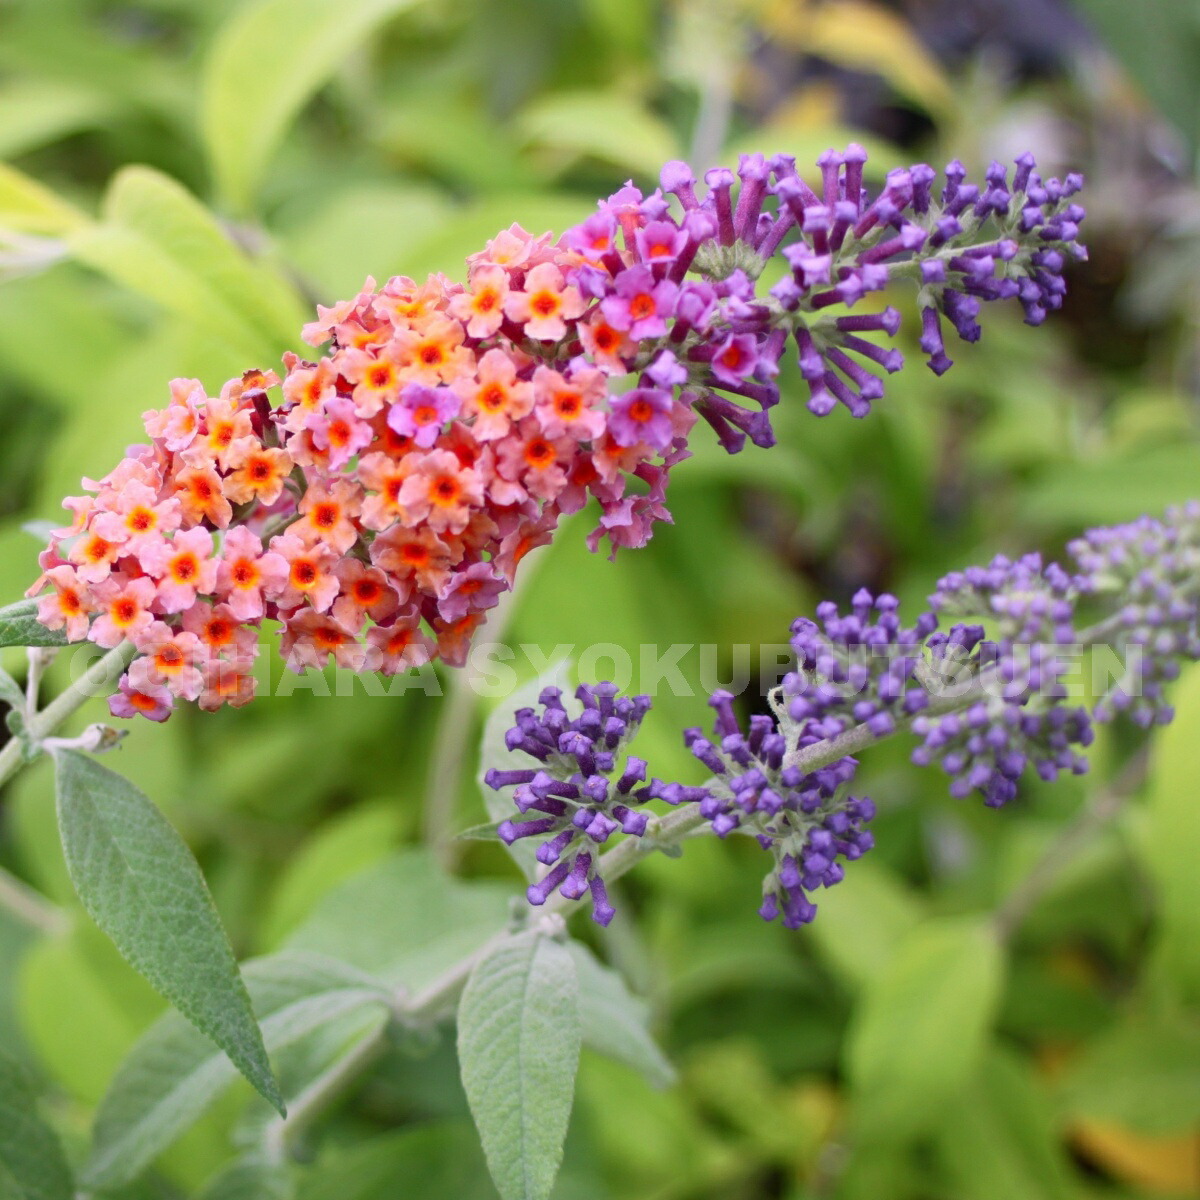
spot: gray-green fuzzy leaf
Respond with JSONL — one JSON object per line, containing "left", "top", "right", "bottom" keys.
{"left": 0, "top": 599, "right": 67, "bottom": 649}
{"left": 457, "top": 930, "right": 580, "bottom": 1200}
{"left": 52, "top": 750, "right": 283, "bottom": 1126}
{"left": 0, "top": 1046, "right": 73, "bottom": 1200}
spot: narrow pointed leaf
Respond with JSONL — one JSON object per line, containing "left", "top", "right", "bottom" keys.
{"left": 51, "top": 750, "right": 283, "bottom": 1124}
{"left": 86, "top": 951, "right": 389, "bottom": 1188}
{"left": 457, "top": 930, "right": 580, "bottom": 1200}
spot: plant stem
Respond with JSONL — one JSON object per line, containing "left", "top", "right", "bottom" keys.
{"left": 421, "top": 567, "right": 534, "bottom": 871}
{"left": 0, "top": 643, "right": 133, "bottom": 791}
{"left": 0, "top": 864, "right": 66, "bottom": 935}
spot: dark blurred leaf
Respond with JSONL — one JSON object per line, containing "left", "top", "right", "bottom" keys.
{"left": 1018, "top": 442, "right": 1200, "bottom": 530}
{"left": 458, "top": 930, "right": 579, "bottom": 1200}
{"left": 85, "top": 952, "right": 388, "bottom": 1188}
{"left": 1071, "top": 0, "right": 1200, "bottom": 152}
{"left": 16, "top": 921, "right": 156, "bottom": 1106}
{"left": 200, "top": 1154, "right": 293, "bottom": 1200}
{"left": 284, "top": 850, "right": 512, "bottom": 990}
{"left": 1059, "top": 1014, "right": 1200, "bottom": 1135}
{"left": 761, "top": 0, "right": 953, "bottom": 116}
{"left": 1143, "top": 662, "right": 1200, "bottom": 1002}
{"left": 52, "top": 750, "right": 283, "bottom": 1121}
{"left": 806, "top": 860, "right": 925, "bottom": 989}
{"left": 933, "top": 1047, "right": 1078, "bottom": 1200}
{"left": 845, "top": 916, "right": 1004, "bottom": 1141}
{"left": 0, "top": 1045, "right": 73, "bottom": 1200}
{"left": 516, "top": 91, "right": 680, "bottom": 179}
{"left": 296, "top": 1122, "right": 495, "bottom": 1200}
{"left": 259, "top": 805, "right": 401, "bottom": 950}
{"left": 0, "top": 77, "right": 119, "bottom": 160}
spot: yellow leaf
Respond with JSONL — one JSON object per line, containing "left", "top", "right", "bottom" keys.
{"left": 1071, "top": 1119, "right": 1200, "bottom": 1194}
{"left": 759, "top": 0, "right": 953, "bottom": 116}
{"left": 0, "top": 161, "right": 89, "bottom": 236}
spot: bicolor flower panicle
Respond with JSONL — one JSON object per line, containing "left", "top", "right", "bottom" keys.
{"left": 29, "top": 147, "right": 1086, "bottom": 719}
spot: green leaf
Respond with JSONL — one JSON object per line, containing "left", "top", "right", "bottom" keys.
{"left": 1057, "top": 1014, "right": 1200, "bottom": 1136}
{"left": 844, "top": 916, "right": 1004, "bottom": 1141}
{"left": 201, "top": 0, "right": 426, "bottom": 213}
{"left": 0, "top": 162, "right": 88, "bottom": 236}
{"left": 260, "top": 804, "right": 400, "bottom": 949}
{"left": 51, "top": 750, "right": 283, "bottom": 1125}
{"left": 1072, "top": 0, "right": 1200, "bottom": 153}
{"left": 933, "top": 1048, "right": 1078, "bottom": 1200}
{"left": 65, "top": 166, "right": 305, "bottom": 361}
{"left": 0, "top": 1046, "right": 73, "bottom": 1200}
{"left": 569, "top": 943, "right": 673, "bottom": 1088}
{"left": 285, "top": 850, "right": 512, "bottom": 991}
{"left": 0, "top": 77, "right": 119, "bottom": 160}
{"left": 1143, "top": 662, "right": 1200, "bottom": 1001}
{"left": 0, "top": 599, "right": 68, "bottom": 649}
{"left": 86, "top": 951, "right": 389, "bottom": 1189}
{"left": 477, "top": 663, "right": 572, "bottom": 883}
{"left": 199, "top": 1154, "right": 294, "bottom": 1200}
{"left": 805, "top": 859, "right": 925, "bottom": 989}
{"left": 457, "top": 929, "right": 580, "bottom": 1200}
{"left": 296, "top": 1123, "right": 495, "bottom": 1200}
{"left": 515, "top": 91, "right": 680, "bottom": 179}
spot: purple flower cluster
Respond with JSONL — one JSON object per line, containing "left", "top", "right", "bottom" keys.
{"left": 485, "top": 683, "right": 653, "bottom": 926}
{"left": 556, "top": 148, "right": 1086, "bottom": 457}
{"left": 484, "top": 510, "right": 1199, "bottom": 929}
{"left": 784, "top": 589, "right": 937, "bottom": 736}
{"left": 1069, "top": 502, "right": 1200, "bottom": 726}
{"left": 914, "top": 556, "right": 1093, "bottom": 805}
{"left": 650, "top": 690, "right": 870, "bottom": 929}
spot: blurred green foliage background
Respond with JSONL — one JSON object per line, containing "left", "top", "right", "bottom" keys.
{"left": 1, "top": 0, "right": 1199, "bottom": 1196}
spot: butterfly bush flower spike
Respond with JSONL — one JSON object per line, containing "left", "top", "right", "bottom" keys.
{"left": 485, "top": 683, "right": 654, "bottom": 926}
{"left": 29, "top": 147, "right": 1086, "bottom": 720}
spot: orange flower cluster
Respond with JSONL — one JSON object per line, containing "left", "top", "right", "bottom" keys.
{"left": 29, "top": 224, "right": 695, "bottom": 719}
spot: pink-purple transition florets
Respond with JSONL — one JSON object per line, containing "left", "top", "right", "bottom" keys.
{"left": 565, "top": 147, "right": 1085, "bottom": 451}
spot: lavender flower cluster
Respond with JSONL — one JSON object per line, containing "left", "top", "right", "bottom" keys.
{"left": 487, "top": 508, "right": 1199, "bottom": 932}
{"left": 565, "top": 148, "right": 1086, "bottom": 456}
{"left": 1069, "top": 502, "right": 1200, "bottom": 726}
